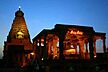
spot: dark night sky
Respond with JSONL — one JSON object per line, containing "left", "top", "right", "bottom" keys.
{"left": 0, "top": 0, "right": 108, "bottom": 58}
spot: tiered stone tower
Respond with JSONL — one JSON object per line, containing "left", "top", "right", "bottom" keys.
{"left": 3, "top": 8, "right": 33, "bottom": 67}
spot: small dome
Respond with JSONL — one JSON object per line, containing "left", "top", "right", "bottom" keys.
{"left": 15, "top": 8, "right": 24, "bottom": 17}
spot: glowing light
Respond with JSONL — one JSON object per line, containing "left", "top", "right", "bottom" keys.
{"left": 66, "top": 49, "right": 75, "bottom": 53}
{"left": 70, "top": 45, "right": 74, "bottom": 48}
{"left": 19, "top": 6, "right": 21, "bottom": 9}
{"left": 17, "top": 31, "right": 23, "bottom": 35}
{"left": 94, "top": 55, "right": 97, "bottom": 58}
{"left": 70, "top": 30, "right": 83, "bottom": 35}
{"left": 30, "top": 52, "right": 34, "bottom": 55}
{"left": 37, "top": 43, "right": 39, "bottom": 46}
{"left": 41, "top": 58, "right": 43, "bottom": 60}
{"left": 16, "top": 31, "right": 24, "bottom": 39}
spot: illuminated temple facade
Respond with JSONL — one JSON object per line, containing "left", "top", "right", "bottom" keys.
{"left": 33, "top": 24, "right": 106, "bottom": 60}
{"left": 3, "top": 8, "right": 107, "bottom": 67}
{"left": 3, "top": 8, "right": 33, "bottom": 67}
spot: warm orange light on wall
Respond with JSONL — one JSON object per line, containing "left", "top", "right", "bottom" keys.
{"left": 41, "top": 39, "right": 44, "bottom": 42}
{"left": 64, "top": 49, "right": 76, "bottom": 55}
{"left": 70, "top": 30, "right": 83, "bottom": 35}
{"left": 66, "top": 49, "right": 75, "bottom": 53}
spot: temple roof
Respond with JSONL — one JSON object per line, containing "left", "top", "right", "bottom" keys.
{"left": 54, "top": 24, "right": 95, "bottom": 33}
{"left": 33, "top": 24, "right": 106, "bottom": 41}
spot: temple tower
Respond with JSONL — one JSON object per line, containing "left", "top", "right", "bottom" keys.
{"left": 3, "top": 8, "right": 33, "bottom": 67}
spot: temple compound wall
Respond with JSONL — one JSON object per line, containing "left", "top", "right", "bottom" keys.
{"left": 33, "top": 24, "right": 106, "bottom": 60}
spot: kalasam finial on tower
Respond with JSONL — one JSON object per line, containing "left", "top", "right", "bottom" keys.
{"left": 19, "top": 5, "right": 21, "bottom": 11}
{"left": 18, "top": 0, "right": 21, "bottom": 10}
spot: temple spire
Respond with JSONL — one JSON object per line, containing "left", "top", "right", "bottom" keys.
{"left": 7, "top": 7, "right": 30, "bottom": 40}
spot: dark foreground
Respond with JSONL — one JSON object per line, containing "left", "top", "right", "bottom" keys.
{"left": 0, "top": 59, "right": 108, "bottom": 72}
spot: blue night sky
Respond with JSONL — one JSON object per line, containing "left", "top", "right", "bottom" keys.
{"left": 0, "top": 0, "right": 108, "bottom": 59}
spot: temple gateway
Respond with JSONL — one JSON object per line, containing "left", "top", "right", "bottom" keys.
{"left": 33, "top": 24, "right": 106, "bottom": 60}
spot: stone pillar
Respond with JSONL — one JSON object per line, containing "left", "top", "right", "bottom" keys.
{"left": 79, "top": 40, "right": 85, "bottom": 59}
{"left": 73, "top": 44, "right": 77, "bottom": 54}
{"left": 35, "top": 40, "right": 37, "bottom": 59}
{"left": 94, "top": 39, "right": 96, "bottom": 58}
{"left": 39, "top": 38, "right": 41, "bottom": 60}
{"left": 53, "top": 36, "right": 59, "bottom": 59}
{"left": 79, "top": 44, "right": 81, "bottom": 55}
{"left": 36, "top": 39, "right": 40, "bottom": 60}
{"left": 48, "top": 41, "right": 51, "bottom": 57}
{"left": 22, "top": 53, "right": 26, "bottom": 67}
{"left": 102, "top": 36, "right": 106, "bottom": 53}
{"left": 33, "top": 40, "right": 37, "bottom": 60}
{"left": 88, "top": 35, "right": 94, "bottom": 60}
{"left": 85, "top": 43, "right": 88, "bottom": 53}
{"left": 85, "top": 42, "right": 90, "bottom": 59}
{"left": 39, "top": 38, "right": 41, "bottom": 47}
{"left": 43, "top": 34, "right": 47, "bottom": 60}
{"left": 59, "top": 35, "right": 64, "bottom": 59}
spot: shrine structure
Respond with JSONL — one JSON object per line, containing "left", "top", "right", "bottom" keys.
{"left": 3, "top": 8, "right": 33, "bottom": 67}
{"left": 33, "top": 24, "right": 106, "bottom": 60}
